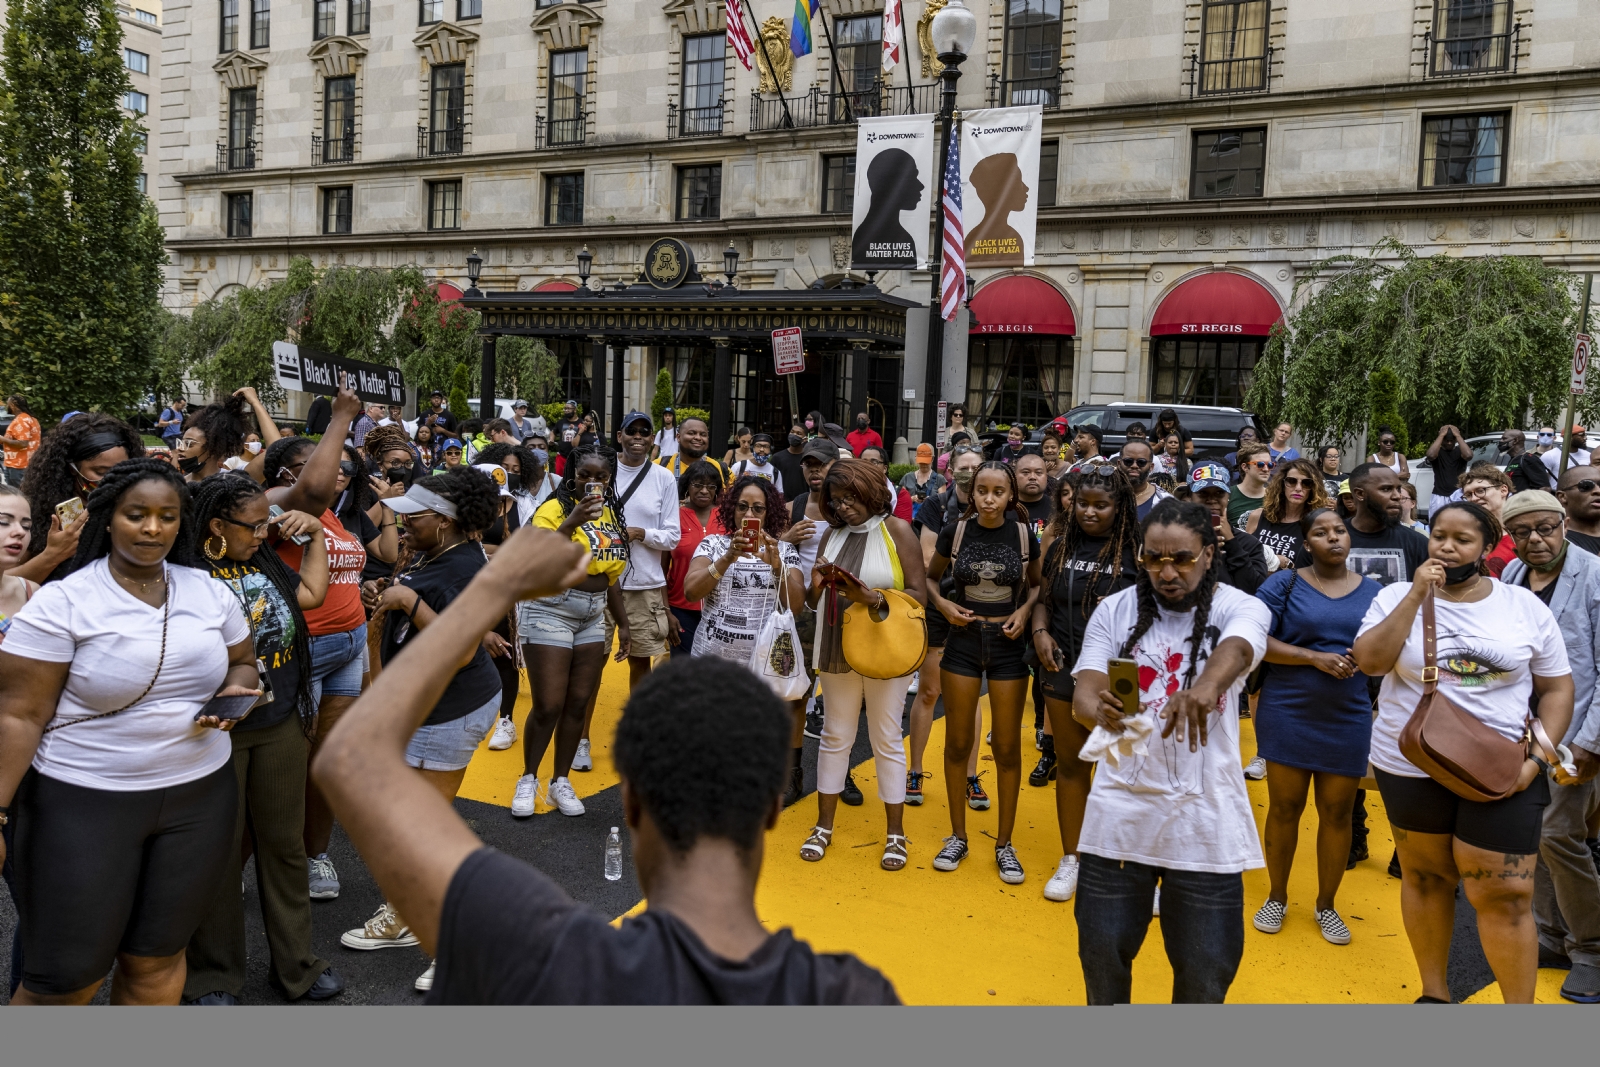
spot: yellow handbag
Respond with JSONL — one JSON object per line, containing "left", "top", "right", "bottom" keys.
{"left": 841, "top": 588, "right": 928, "bottom": 680}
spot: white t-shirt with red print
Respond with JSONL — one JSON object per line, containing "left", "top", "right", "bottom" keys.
{"left": 1072, "top": 583, "right": 1270, "bottom": 873}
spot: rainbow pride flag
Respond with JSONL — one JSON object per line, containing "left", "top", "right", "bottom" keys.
{"left": 790, "top": 0, "right": 819, "bottom": 57}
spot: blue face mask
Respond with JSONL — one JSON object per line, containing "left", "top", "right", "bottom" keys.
{"left": 752, "top": 452, "right": 769, "bottom": 466}
{"left": 530, "top": 448, "right": 549, "bottom": 466}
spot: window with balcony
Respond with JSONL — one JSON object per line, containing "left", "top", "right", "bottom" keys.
{"left": 678, "top": 34, "right": 725, "bottom": 136}
{"left": 1429, "top": 0, "right": 1514, "bottom": 76}
{"left": 546, "top": 173, "right": 584, "bottom": 225}
{"left": 227, "top": 192, "right": 253, "bottom": 237}
{"left": 547, "top": 49, "right": 587, "bottom": 146}
{"left": 1420, "top": 112, "right": 1507, "bottom": 188}
{"left": 419, "top": 0, "right": 443, "bottom": 24}
{"left": 250, "top": 0, "right": 270, "bottom": 49}
{"left": 314, "top": 0, "right": 336, "bottom": 39}
{"left": 457, "top": 0, "right": 481, "bottom": 17}
{"left": 1001, "top": 0, "right": 1062, "bottom": 107}
{"left": 125, "top": 90, "right": 148, "bottom": 114}
{"left": 1038, "top": 139, "right": 1058, "bottom": 206}
{"left": 427, "top": 63, "right": 465, "bottom": 155}
{"left": 125, "top": 48, "right": 149, "bottom": 73}
{"left": 1196, "top": 0, "right": 1269, "bottom": 95}
{"left": 822, "top": 154, "right": 854, "bottom": 214}
{"left": 676, "top": 164, "right": 721, "bottom": 220}
{"left": 1190, "top": 127, "right": 1265, "bottom": 199}
{"left": 348, "top": 0, "right": 370, "bottom": 34}
{"left": 832, "top": 16, "right": 882, "bottom": 120}
{"left": 219, "top": 0, "right": 238, "bottom": 51}
{"left": 324, "top": 187, "right": 353, "bottom": 234}
{"left": 429, "top": 180, "right": 462, "bottom": 229}
{"left": 227, "top": 86, "right": 256, "bottom": 169}
{"left": 321, "top": 75, "right": 355, "bottom": 163}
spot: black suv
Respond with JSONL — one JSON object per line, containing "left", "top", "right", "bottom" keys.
{"left": 1059, "top": 402, "right": 1268, "bottom": 463}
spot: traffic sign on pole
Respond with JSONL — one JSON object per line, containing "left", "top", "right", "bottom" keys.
{"left": 772, "top": 328, "right": 805, "bottom": 375}
{"left": 936, "top": 401, "right": 949, "bottom": 448}
{"left": 1573, "top": 333, "right": 1592, "bottom": 395}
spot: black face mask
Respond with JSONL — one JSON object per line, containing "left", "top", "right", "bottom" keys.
{"left": 1443, "top": 561, "right": 1480, "bottom": 585}
{"left": 788, "top": 434, "right": 804, "bottom": 448}
{"left": 176, "top": 455, "right": 204, "bottom": 475}
{"left": 504, "top": 470, "right": 522, "bottom": 493}
{"left": 856, "top": 417, "right": 869, "bottom": 429}
{"left": 385, "top": 465, "right": 414, "bottom": 488}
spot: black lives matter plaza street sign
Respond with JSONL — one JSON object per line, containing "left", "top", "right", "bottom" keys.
{"left": 273, "top": 341, "right": 405, "bottom": 406}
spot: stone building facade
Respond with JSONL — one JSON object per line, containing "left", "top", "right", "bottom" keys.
{"left": 158, "top": 0, "right": 1600, "bottom": 442}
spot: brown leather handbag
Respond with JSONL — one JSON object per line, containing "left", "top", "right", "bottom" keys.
{"left": 1399, "top": 588, "right": 1557, "bottom": 802}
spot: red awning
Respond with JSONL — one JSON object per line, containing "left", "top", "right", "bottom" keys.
{"left": 534, "top": 279, "right": 578, "bottom": 292}
{"left": 435, "top": 281, "right": 464, "bottom": 303}
{"left": 1149, "top": 272, "right": 1282, "bottom": 336}
{"left": 968, "top": 275, "right": 1076, "bottom": 336}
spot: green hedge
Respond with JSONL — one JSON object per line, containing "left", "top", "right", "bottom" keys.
{"left": 888, "top": 463, "right": 915, "bottom": 483}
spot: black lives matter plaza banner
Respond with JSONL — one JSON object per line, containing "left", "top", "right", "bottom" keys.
{"left": 960, "top": 106, "right": 1043, "bottom": 268}
{"left": 273, "top": 341, "right": 406, "bottom": 406}
{"left": 849, "top": 115, "right": 935, "bottom": 271}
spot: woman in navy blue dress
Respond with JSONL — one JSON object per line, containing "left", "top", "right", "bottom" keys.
{"left": 1251, "top": 509, "right": 1382, "bottom": 946}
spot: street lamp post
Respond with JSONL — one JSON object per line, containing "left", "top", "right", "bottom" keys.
{"left": 465, "top": 249, "right": 494, "bottom": 425}
{"left": 920, "top": 0, "right": 978, "bottom": 446}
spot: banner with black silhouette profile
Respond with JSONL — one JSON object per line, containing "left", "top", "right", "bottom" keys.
{"left": 850, "top": 115, "right": 935, "bottom": 271}
{"left": 959, "top": 105, "right": 1043, "bottom": 268}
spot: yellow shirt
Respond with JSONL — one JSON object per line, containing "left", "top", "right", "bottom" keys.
{"left": 658, "top": 453, "right": 726, "bottom": 484}
{"left": 533, "top": 498, "right": 627, "bottom": 583}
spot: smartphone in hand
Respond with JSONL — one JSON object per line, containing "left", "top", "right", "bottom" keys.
{"left": 55, "top": 497, "right": 86, "bottom": 527}
{"left": 194, "top": 692, "right": 258, "bottom": 722}
{"left": 1107, "top": 657, "right": 1140, "bottom": 713}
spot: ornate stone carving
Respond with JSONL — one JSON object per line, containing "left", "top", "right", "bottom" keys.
{"left": 831, "top": 236, "right": 849, "bottom": 270}
{"left": 917, "top": 0, "right": 946, "bottom": 78}
{"left": 1267, "top": 223, "right": 1286, "bottom": 245}
{"left": 1385, "top": 219, "right": 1406, "bottom": 240}
{"left": 307, "top": 35, "right": 367, "bottom": 78}
{"left": 1303, "top": 220, "right": 1319, "bottom": 245}
{"left": 662, "top": 0, "right": 723, "bottom": 35}
{"left": 1351, "top": 222, "right": 1366, "bottom": 245}
{"left": 1514, "top": 217, "right": 1535, "bottom": 238}
{"left": 414, "top": 21, "right": 479, "bottom": 64}
{"left": 1557, "top": 214, "right": 1573, "bottom": 238}
{"left": 213, "top": 50, "right": 269, "bottom": 89}
{"left": 1468, "top": 218, "right": 1491, "bottom": 238}
{"left": 1194, "top": 226, "right": 1212, "bottom": 247}
{"left": 769, "top": 239, "right": 785, "bottom": 258}
{"left": 1230, "top": 224, "right": 1248, "bottom": 246}
{"left": 1059, "top": 230, "right": 1075, "bottom": 250}
{"left": 796, "top": 238, "right": 809, "bottom": 254}
{"left": 756, "top": 17, "right": 793, "bottom": 92}
{"left": 1426, "top": 219, "right": 1448, "bottom": 241}
{"left": 530, "top": 3, "right": 603, "bottom": 49}
{"left": 1158, "top": 227, "right": 1177, "bottom": 248}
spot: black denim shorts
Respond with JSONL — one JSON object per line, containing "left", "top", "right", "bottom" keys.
{"left": 941, "top": 619, "right": 1031, "bottom": 681}
{"left": 1374, "top": 766, "right": 1551, "bottom": 855}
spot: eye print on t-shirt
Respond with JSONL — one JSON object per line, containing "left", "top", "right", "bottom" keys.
{"left": 1436, "top": 637, "right": 1513, "bottom": 689}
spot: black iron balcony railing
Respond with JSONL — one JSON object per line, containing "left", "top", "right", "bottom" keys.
{"left": 1187, "top": 47, "right": 1273, "bottom": 97}
{"left": 216, "top": 140, "right": 256, "bottom": 171}
{"left": 536, "top": 111, "right": 589, "bottom": 148}
{"left": 668, "top": 98, "right": 727, "bottom": 139}
{"left": 312, "top": 132, "right": 355, "bottom": 165}
{"left": 1426, "top": 17, "right": 1519, "bottom": 77}
{"left": 988, "top": 68, "right": 1068, "bottom": 109}
{"left": 417, "top": 122, "right": 466, "bottom": 157}
{"left": 748, "top": 82, "right": 939, "bottom": 133}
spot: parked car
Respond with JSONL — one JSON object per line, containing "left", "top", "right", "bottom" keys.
{"left": 1054, "top": 402, "right": 1269, "bottom": 464}
{"left": 1411, "top": 431, "right": 1549, "bottom": 513}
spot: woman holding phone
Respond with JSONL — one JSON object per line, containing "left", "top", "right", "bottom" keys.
{"left": 0, "top": 459, "right": 259, "bottom": 1005}
{"left": 511, "top": 445, "right": 631, "bottom": 821}
{"left": 683, "top": 475, "right": 804, "bottom": 667}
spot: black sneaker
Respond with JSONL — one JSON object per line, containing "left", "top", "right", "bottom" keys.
{"left": 1346, "top": 836, "right": 1369, "bottom": 870}
{"left": 905, "top": 771, "right": 929, "bottom": 806}
{"left": 1028, "top": 748, "right": 1057, "bottom": 787}
{"left": 841, "top": 771, "right": 864, "bottom": 806}
{"left": 803, "top": 708, "right": 824, "bottom": 740}
{"left": 933, "top": 836, "right": 969, "bottom": 872}
{"left": 1387, "top": 850, "right": 1402, "bottom": 879}
{"left": 782, "top": 762, "right": 804, "bottom": 807}
{"left": 966, "top": 773, "right": 990, "bottom": 811}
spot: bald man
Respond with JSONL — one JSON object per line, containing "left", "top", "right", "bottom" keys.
{"left": 1559, "top": 465, "right": 1600, "bottom": 556}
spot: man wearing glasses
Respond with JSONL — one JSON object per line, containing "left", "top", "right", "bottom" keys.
{"left": 614, "top": 411, "right": 682, "bottom": 690}
{"left": 1119, "top": 439, "right": 1170, "bottom": 522}
{"left": 1457, "top": 463, "right": 1518, "bottom": 577}
{"left": 1559, "top": 466, "right": 1600, "bottom": 556}
{"left": 1226, "top": 442, "right": 1273, "bottom": 528}
{"left": 1498, "top": 490, "right": 1600, "bottom": 1004}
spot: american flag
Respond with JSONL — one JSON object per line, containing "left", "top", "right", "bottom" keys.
{"left": 939, "top": 121, "right": 965, "bottom": 321}
{"left": 726, "top": 0, "right": 755, "bottom": 71}
{"left": 882, "top": 0, "right": 903, "bottom": 72}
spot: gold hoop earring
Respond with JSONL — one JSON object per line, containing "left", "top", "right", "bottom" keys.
{"left": 204, "top": 534, "right": 226, "bottom": 561}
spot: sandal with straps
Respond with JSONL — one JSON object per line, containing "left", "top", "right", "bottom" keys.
{"left": 799, "top": 826, "right": 833, "bottom": 862}
{"left": 881, "top": 834, "right": 909, "bottom": 871}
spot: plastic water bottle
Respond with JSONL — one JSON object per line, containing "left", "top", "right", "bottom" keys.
{"left": 604, "top": 827, "right": 623, "bottom": 882}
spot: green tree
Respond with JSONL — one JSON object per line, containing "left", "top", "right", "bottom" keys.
{"left": 650, "top": 367, "right": 673, "bottom": 425}
{"left": 1367, "top": 366, "right": 1409, "bottom": 455}
{"left": 485, "top": 335, "right": 559, "bottom": 406}
{"left": 0, "top": 0, "right": 167, "bottom": 420}
{"left": 448, "top": 363, "right": 471, "bottom": 427}
{"left": 1247, "top": 239, "right": 1579, "bottom": 446}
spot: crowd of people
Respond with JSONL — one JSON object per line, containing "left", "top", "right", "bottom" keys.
{"left": 1, "top": 386, "right": 1598, "bottom": 1007}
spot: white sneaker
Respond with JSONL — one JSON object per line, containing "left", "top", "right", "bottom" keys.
{"left": 907, "top": 673, "right": 920, "bottom": 695}
{"left": 1152, "top": 885, "right": 1161, "bottom": 917}
{"left": 572, "top": 738, "right": 593, "bottom": 772}
{"left": 1044, "top": 855, "right": 1080, "bottom": 902}
{"left": 549, "top": 776, "right": 585, "bottom": 816}
{"left": 414, "top": 961, "right": 435, "bottom": 992}
{"left": 488, "top": 716, "right": 516, "bottom": 751}
{"left": 1244, "top": 755, "right": 1267, "bottom": 780}
{"left": 511, "top": 773, "right": 541, "bottom": 818}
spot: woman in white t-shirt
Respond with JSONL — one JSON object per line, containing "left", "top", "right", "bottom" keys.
{"left": 1353, "top": 501, "right": 1572, "bottom": 1005}
{"left": 681, "top": 476, "right": 804, "bottom": 667}
{"left": 1071, "top": 498, "right": 1271, "bottom": 1004}
{"left": 652, "top": 408, "right": 678, "bottom": 462}
{"left": 0, "top": 459, "right": 258, "bottom": 1005}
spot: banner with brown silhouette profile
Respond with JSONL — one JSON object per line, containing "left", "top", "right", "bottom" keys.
{"left": 850, "top": 115, "right": 936, "bottom": 271}
{"left": 959, "top": 105, "right": 1043, "bottom": 268}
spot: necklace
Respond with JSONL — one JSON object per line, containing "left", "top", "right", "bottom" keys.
{"left": 1304, "top": 568, "right": 1353, "bottom": 598}
{"left": 1439, "top": 577, "right": 1483, "bottom": 603}
{"left": 110, "top": 565, "right": 166, "bottom": 592}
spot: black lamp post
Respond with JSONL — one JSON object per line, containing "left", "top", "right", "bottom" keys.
{"left": 920, "top": 0, "right": 978, "bottom": 447}
{"left": 722, "top": 243, "right": 740, "bottom": 289}
{"left": 464, "top": 248, "right": 483, "bottom": 298}
{"left": 576, "top": 245, "right": 593, "bottom": 291}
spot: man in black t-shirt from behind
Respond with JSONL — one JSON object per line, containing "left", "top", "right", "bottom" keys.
{"left": 312, "top": 526, "right": 898, "bottom": 1005}
{"left": 1559, "top": 465, "right": 1600, "bottom": 556}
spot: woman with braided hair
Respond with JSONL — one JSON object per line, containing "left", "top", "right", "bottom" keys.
{"left": 182, "top": 472, "right": 344, "bottom": 1004}
{"left": 348, "top": 467, "right": 505, "bottom": 991}
{"left": 926, "top": 461, "right": 1042, "bottom": 884}
{"left": 1069, "top": 498, "right": 1271, "bottom": 1004}
{"left": 0, "top": 459, "right": 260, "bottom": 1004}
{"left": 510, "top": 444, "right": 631, "bottom": 820}
{"left": 1028, "top": 462, "right": 1141, "bottom": 903}
{"left": 12, "top": 411, "right": 143, "bottom": 584}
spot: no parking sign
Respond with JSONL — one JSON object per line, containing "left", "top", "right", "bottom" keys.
{"left": 1574, "top": 333, "right": 1592, "bottom": 395}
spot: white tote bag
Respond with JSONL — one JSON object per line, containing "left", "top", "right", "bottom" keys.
{"left": 747, "top": 557, "right": 810, "bottom": 701}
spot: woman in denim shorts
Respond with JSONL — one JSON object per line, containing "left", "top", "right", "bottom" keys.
{"left": 511, "top": 445, "right": 631, "bottom": 820}
{"left": 925, "top": 462, "right": 1041, "bottom": 886}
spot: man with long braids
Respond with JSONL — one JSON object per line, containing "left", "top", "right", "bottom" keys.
{"left": 1030, "top": 463, "right": 1141, "bottom": 903}
{"left": 1070, "top": 498, "right": 1270, "bottom": 1004}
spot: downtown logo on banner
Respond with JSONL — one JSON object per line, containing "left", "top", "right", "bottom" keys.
{"left": 959, "top": 105, "right": 1043, "bottom": 268}
{"left": 849, "top": 114, "right": 935, "bottom": 272}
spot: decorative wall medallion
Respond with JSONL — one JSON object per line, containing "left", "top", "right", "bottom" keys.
{"left": 1066, "top": 271, "right": 1080, "bottom": 284}
{"left": 1090, "top": 228, "right": 1103, "bottom": 250}
{"left": 1304, "top": 221, "right": 1320, "bottom": 245}
{"left": 1385, "top": 219, "right": 1406, "bottom": 240}
{"left": 1149, "top": 270, "right": 1163, "bottom": 283}
{"left": 1351, "top": 223, "right": 1366, "bottom": 245}
{"left": 1159, "top": 227, "right": 1178, "bottom": 248}
{"left": 1557, "top": 214, "right": 1572, "bottom": 238}
{"left": 1514, "top": 217, "right": 1535, "bottom": 237}
{"left": 830, "top": 236, "right": 849, "bottom": 270}
{"left": 1230, "top": 224, "right": 1248, "bottom": 246}
{"left": 1267, "top": 223, "right": 1286, "bottom": 245}
{"left": 1277, "top": 268, "right": 1291, "bottom": 281}
{"left": 1194, "top": 226, "right": 1212, "bottom": 246}
{"left": 917, "top": 0, "right": 947, "bottom": 78}
{"left": 1468, "top": 218, "right": 1490, "bottom": 238}
{"left": 1426, "top": 219, "right": 1448, "bottom": 241}
{"left": 1060, "top": 230, "right": 1076, "bottom": 250}
{"left": 796, "top": 238, "right": 809, "bottom": 254}
{"left": 1131, "top": 229, "right": 1143, "bottom": 249}
{"left": 769, "top": 239, "right": 785, "bottom": 257}
{"left": 756, "top": 18, "right": 793, "bottom": 93}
